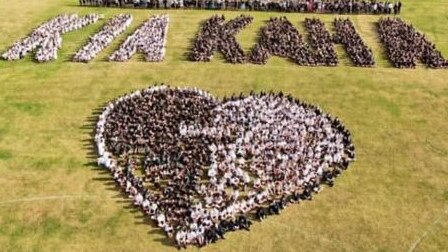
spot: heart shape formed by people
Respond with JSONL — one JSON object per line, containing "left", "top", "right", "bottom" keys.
{"left": 95, "top": 85, "right": 355, "bottom": 248}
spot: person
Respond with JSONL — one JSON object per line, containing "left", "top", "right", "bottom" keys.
{"left": 268, "top": 203, "right": 279, "bottom": 215}
{"left": 237, "top": 216, "right": 252, "bottom": 231}
{"left": 175, "top": 229, "right": 187, "bottom": 249}
{"left": 256, "top": 207, "right": 266, "bottom": 221}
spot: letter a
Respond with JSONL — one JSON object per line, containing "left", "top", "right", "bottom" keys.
{"left": 250, "top": 17, "right": 337, "bottom": 66}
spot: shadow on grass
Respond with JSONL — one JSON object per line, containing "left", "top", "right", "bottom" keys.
{"left": 80, "top": 105, "right": 103, "bottom": 160}
{"left": 148, "top": 228, "right": 177, "bottom": 247}
{"left": 180, "top": 17, "right": 206, "bottom": 63}
{"left": 181, "top": 36, "right": 197, "bottom": 62}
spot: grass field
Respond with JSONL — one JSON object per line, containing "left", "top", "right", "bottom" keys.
{"left": 0, "top": 0, "right": 447, "bottom": 251}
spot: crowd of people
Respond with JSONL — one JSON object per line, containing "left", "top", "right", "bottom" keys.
{"left": 109, "top": 15, "right": 169, "bottom": 62}
{"left": 377, "top": 17, "right": 447, "bottom": 68}
{"left": 2, "top": 14, "right": 98, "bottom": 62}
{"left": 73, "top": 14, "right": 132, "bottom": 63}
{"left": 95, "top": 85, "right": 355, "bottom": 248}
{"left": 304, "top": 0, "right": 402, "bottom": 14}
{"left": 79, "top": 0, "right": 402, "bottom": 15}
{"left": 333, "top": 18, "right": 375, "bottom": 67}
{"left": 9, "top": 13, "right": 446, "bottom": 68}
{"left": 190, "top": 15, "right": 253, "bottom": 63}
{"left": 249, "top": 17, "right": 337, "bottom": 66}
{"left": 189, "top": 15, "right": 376, "bottom": 67}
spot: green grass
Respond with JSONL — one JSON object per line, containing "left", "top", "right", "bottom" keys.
{"left": 0, "top": 0, "right": 447, "bottom": 251}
